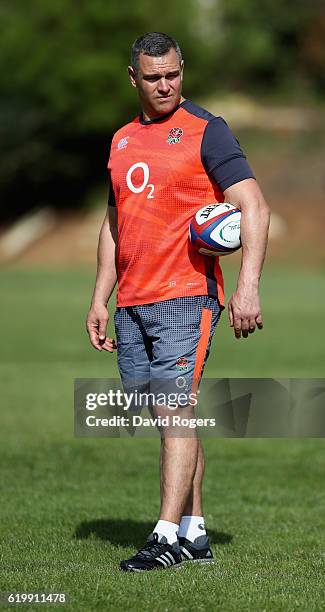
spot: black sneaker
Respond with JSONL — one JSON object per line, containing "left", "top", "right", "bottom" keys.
{"left": 178, "top": 535, "right": 214, "bottom": 563}
{"left": 120, "top": 532, "right": 182, "bottom": 572}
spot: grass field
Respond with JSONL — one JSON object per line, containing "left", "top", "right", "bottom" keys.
{"left": 1, "top": 265, "right": 325, "bottom": 611}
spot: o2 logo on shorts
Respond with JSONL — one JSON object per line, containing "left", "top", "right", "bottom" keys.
{"left": 126, "top": 162, "right": 154, "bottom": 199}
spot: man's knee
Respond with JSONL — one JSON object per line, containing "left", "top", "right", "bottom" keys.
{"left": 152, "top": 403, "right": 198, "bottom": 438}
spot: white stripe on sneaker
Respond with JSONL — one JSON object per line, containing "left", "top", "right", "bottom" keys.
{"left": 180, "top": 546, "right": 193, "bottom": 559}
{"left": 164, "top": 551, "right": 175, "bottom": 564}
{"left": 156, "top": 556, "right": 168, "bottom": 567}
{"left": 160, "top": 554, "right": 171, "bottom": 566}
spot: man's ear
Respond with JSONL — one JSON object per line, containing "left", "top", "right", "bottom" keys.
{"left": 128, "top": 66, "right": 137, "bottom": 88}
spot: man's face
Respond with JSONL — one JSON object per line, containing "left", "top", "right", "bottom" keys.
{"left": 128, "top": 48, "right": 184, "bottom": 118}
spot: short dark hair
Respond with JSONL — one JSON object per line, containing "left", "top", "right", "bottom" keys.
{"left": 131, "top": 32, "right": 182, "bottom": 70}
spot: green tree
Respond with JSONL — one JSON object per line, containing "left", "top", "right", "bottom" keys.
{"left": 216, "top": 0, "right": 324, "bottom": 94}
{"left": 0, "top": 0, "right": 217, "bottom": 220}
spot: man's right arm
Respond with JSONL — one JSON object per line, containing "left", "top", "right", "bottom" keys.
{"left": 86, "top": 206, "right": 118, "bottom": 352}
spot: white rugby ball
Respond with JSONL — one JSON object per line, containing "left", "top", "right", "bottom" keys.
{"left": 189, "top": 202, "right": 241, "bottom": 256}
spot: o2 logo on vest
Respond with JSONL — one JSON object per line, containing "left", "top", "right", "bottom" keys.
{"left": 126, "top": 162, "right": 154, "bottom": 199}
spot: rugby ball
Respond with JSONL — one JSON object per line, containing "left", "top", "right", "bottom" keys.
{"left": 189, "top": 202, "right": 241, "bottom": 256}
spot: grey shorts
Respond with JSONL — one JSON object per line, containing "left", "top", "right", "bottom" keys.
{"left": 114, "top": 295, "right": 221, "bottom": 398}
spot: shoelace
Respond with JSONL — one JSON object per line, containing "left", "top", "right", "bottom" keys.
{"left": 136, "top": 533, "right": 167, "bottom": 560}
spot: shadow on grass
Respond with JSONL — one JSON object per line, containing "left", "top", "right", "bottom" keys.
{"left": 74, "top": 519, "right": 233, "bottom": 548}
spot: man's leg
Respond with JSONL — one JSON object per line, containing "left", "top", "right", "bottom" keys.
{"left": 151, "top": 409, "right": 213, "bottom": 564}
{"left": 182, "top": 438, "right": 204, "bottom": 516}
{"left": 177, "top": 438, "right": 213, "bottom": 562}
{"left": 159, "top": 419, "right": 199, "bottom": 524}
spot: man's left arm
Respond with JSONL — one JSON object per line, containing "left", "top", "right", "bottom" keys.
{"left": 223, "top": 178, "right": 270, "bottom": 339}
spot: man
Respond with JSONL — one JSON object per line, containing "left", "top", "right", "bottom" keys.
{"left": 86, "top": 32, "right": 270, "bottom": 571}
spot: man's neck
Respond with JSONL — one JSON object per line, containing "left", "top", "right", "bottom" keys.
{"left": 141, "top": 96, "right": 186, "bottom": 122}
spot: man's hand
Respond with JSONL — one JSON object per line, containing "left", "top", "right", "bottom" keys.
{"left": 86, "top": 303, "right": 117, "bottom": 352}
{"left": 228, "top": 287, "right": 263, "bottom": 339}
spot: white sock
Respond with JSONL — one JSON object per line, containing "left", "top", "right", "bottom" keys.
{"left": 153, "top": 519, "right": 179, "bottom": 545}
{"left": 178, "top": 515, "right": 207, "bottom": 542}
